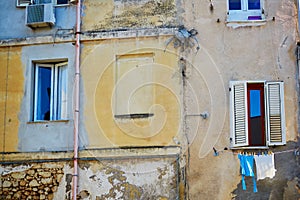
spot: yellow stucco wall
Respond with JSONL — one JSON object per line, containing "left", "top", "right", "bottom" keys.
{"left": 81, "top": 38, "right": 181, "bottom": 148}
{"left": 0, "top": 0, "right": 299, "bottom": 199}
{"left": 0, "top": 47, "right": 23, "bottom": 152}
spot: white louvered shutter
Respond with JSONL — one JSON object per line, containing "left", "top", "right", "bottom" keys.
{"left": 230, "top": 81, "right": 249, "bottom": 147}
{"left": 266, "top": 82, "right": 286, "bottom": 145}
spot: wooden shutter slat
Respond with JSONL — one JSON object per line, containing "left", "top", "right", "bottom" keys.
{"left": 266, "top": 82, "right": 286, "bottom": 145}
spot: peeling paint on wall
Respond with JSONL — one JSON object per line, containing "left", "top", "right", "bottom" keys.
{"left": 75, "top": 158, "right": 179, "bottom": 199}
{"left": 0, "top": 156, "right": 179, "bottom": 199}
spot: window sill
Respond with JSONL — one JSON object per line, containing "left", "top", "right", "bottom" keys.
{"left": 226, "top": 13, "right": 266, "bottom": 28}
{"left": 16, "top": 5, "right": 28, "bottom": 8}
{"left": 54, "top": 4, "right": 71, "bottom": 7}
{"left": 230, "top": 146, "right": 269, "bottom": 150}
{"left": 27, "top": 120, "right": 70, "bottom": 124}
{"left": 226, "top": 18, "right": 266, "bottom": 23}
{"left": 114, "top": 113, "right": 154, "bottom": 119}
{"left": 226, "top": 18, "right": 266, "bottom": 27}
{"left": 114, "top": 113, "right": 154, "bottom": 124}
{"left": 16, "top": 4, "right": 71, "bottom": 8}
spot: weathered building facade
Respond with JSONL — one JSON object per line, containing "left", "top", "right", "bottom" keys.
{"left": 0, "top": 0, "right": 299, "bottom": 199}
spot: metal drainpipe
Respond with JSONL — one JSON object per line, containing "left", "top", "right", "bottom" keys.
{"left": 72, "top": 0, "right": 81, "bottom": 199}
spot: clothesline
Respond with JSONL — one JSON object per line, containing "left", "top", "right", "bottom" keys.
{"left": 272, "top": 149, "right": 297, "bottom": 154}
{"left": 213, "top": 147, "right": 299, "bottom": 156}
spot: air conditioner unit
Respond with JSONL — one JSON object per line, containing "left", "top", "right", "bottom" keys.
{"left": 25, "top": 4, "right": 55, "bottom": 28}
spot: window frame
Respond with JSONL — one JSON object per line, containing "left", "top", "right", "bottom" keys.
{"left": 227, "top": 0, "right": 265, "bottom": 22}
{"left": 229, "top": 80, "right": 286, "bottom": 149}
{"left": 33, "top": 62, "right": 68, "bottom": 122}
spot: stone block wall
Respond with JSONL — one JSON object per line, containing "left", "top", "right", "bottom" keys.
{"left": 0, "top": 162, "right": 66, "bottom": 200}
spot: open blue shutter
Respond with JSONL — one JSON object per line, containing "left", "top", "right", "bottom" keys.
{"left": 266, "top": 81, "right": 286, "bottom": 145}
{"left": 230, "top": 81, "right": 249, "bottom": 147}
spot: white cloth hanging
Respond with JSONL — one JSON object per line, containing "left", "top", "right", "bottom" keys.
{"left": 254, "top": 153, "right": 276, "bottom": 180}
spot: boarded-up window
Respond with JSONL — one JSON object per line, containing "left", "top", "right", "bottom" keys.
{"left": 114, "top": 53, "right": 154, "bottom": 118}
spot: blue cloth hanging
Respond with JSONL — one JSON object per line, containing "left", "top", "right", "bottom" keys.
{"left": 238, "top": 154, "right": 258, "bottom": 193}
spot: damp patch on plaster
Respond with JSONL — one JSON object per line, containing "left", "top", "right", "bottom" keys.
{"left": 93, "top": 0, "right": 178, "bottom": 31}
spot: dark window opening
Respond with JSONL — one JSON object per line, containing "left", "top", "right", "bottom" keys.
{"left": 35, "top": 67, "right": 51, "bottom": 120}
{"left": 57, "top": 0, "right": 68, "bottom": 4}
{"left": 247, "top": 83, "right": 265, "bottom": 146}
{"left": 248, "top": 0, "right": 260, "bottom": 10}
{"left": 229, "top": 0, "right": 241, "bottom": 10}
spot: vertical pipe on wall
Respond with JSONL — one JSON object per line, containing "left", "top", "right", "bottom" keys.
{"left": 298, "top": 0, "right": 300, "bottom": 34}
{"left": 72, "top": 0, "right": 81, "bottom": 199}
{"left": 3, "top": 47, "right": 10, "bottom": 156}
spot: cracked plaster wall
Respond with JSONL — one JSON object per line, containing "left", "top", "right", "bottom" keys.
{"left": 1, "top": 0, "right": 300, "bottom": 199}
{"left": 0, "top": 156, "right": 178, "bottom": 200}
{"left": 180, "top": 0, "right": 300, "bottom": 199}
